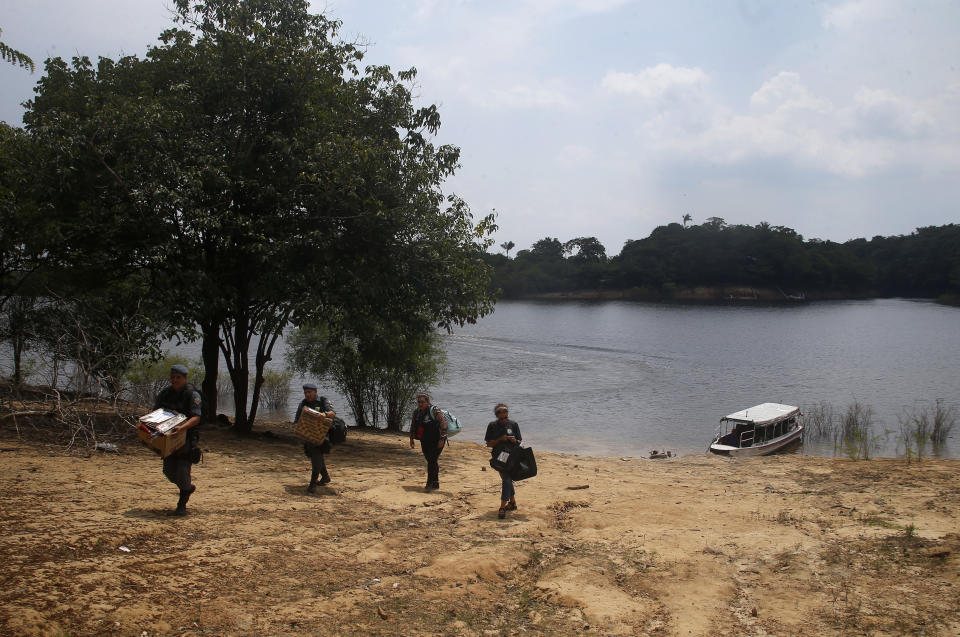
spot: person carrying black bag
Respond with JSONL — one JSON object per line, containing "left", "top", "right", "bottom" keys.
{"left": 485, "top": 402, "right": 521, "bottom": 519}
{"left": 153, "top": 364, "right": 203, "bottom": 517}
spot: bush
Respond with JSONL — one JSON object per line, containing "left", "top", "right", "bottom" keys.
{"left": 259, "top": 368, "right": 293, "bottom": 411}
{"left": 124, "top": 352, "right": 201, "bottom": 407}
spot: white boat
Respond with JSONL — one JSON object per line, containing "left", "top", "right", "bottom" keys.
{"left": 708, "top": 403, "right": 803, "bottom": 457}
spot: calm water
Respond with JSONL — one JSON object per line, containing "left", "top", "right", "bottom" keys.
{"left": 5, "top": 299, "right": 958, "bottom": 458}
{"left": 429, "top": 299, "right": 960, "bottom": 458}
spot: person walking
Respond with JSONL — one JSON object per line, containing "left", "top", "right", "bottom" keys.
{"left": 409, "top": 392, "right": 447, "bottom": 491}
{"left": 154, "top": 364, "right": 203, "bottom": 516}
{"left": 294, "top": 383, "right": 336, "bottom": 493}
{"left": 485, "top": 402, "right": 521, "bottom": 519}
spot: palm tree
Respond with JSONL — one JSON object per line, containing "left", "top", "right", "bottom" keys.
{"left": 0, "top": 28, "right": 34, "bottom": 72}
{"left": 500, "top": 241, "right": 515, "bottom": 258}
{"left": 682, "top": 213, "right": 692, "bottom": 228}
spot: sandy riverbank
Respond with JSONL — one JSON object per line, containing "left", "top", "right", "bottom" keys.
{"left": 1, "top": 424, "right": 958, "bottom": 636}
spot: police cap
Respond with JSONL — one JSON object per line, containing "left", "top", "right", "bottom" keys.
{"left": 170, "top": 364, "right": 189, "bottom": 376}
{"left": 303, "top": 383, "right": 317, "bottom": 391}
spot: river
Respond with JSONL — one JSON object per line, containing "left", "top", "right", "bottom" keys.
{"left": 6, "top": 298, "right": 959, "bottom": 458}
{"left": 239, "top": 298, "right": 960, "bottom": 459}
{"left": 430, "top": 298, "right": 960, "bottom": 458}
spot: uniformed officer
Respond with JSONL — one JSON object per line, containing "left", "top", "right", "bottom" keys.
{"left": 294, "top": 383, "right": 336, "bottom": 493}
{"left": 154, "top": 364, "right": 203, "bottom": 516}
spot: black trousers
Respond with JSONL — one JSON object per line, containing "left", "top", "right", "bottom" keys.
{"left": 304, "top": 442, "right": 329, "bottom": 483}
{"left": 162, "top": 451, "right": 192, "bottom": 493}
{"left": 421, "top": 437, "right": 445, "bottom": 486}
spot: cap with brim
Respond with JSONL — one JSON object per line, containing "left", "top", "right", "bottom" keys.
{"left": 303, "top": 383, "right": 317, "bottom": 391}
{"left": 170, "top": 364, "right": 189, "bottom": 376}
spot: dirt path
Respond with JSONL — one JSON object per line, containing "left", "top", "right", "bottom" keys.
{"left": 1, "top": 425, "right": 958, "bottom": 636}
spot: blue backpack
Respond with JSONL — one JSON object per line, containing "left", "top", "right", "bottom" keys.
{"left": 434, "top": 406, "right": 462, "bottom": 437}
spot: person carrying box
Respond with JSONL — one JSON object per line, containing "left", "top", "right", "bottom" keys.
{"left": 154, "top": 364, "right": 203, "bottom": 516}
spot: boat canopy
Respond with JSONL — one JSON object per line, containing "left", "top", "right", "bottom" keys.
{"left": 721, "top": 403, "right": 799, "bottom": 425}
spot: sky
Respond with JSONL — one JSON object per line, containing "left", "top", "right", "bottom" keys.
{"left": 2, "top": 0, "right": 958, "bottom": 255}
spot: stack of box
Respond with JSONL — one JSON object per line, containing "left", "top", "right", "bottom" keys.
{"left": 137, "top": 408, "right": 188, "bottom": 457}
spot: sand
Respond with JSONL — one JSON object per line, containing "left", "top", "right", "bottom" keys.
{"left": 1, "top": 424, "right": 958, "bottom": 636}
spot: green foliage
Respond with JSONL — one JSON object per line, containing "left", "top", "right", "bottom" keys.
{"left": 12, "top": 0, "right": 496, "bottom": 432}
{"left": 259, "top": 368, "right": 294, "bottom": 411}
{"left": 835, "top": 402, "right": 878, "bottom": 460}
{"left": 124, "top": 352, "right": 202, "bottom": 407}
{"left": 0, "top": 28, "right": 34, "bottom": 73}
{"left": 898, "top": 399, "right": 957, "bottom": 461}
{"left": 377, "top": 333, "right": 446, "bottom": 431}
{"left": 490, "top": 222, "right": 959, "bottom": 299}
{"left": 286, "top": 321, "right": 445, "bottom": 431}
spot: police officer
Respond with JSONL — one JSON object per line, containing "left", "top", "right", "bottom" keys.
{"left": 294, "top": 383, "right": 336, "bottom": 493}
{"left": 154, "top": 364, "right": 203, "bottom": 517}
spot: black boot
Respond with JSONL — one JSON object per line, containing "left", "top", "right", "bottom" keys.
{"left": 308, "top": 472, "right": 320, "bottom": 493}
{"left": 318, "top": 472, "right": 331, "bottom": 486}
{"left": 169, "top": 485, "right": 195, "bottom": 516}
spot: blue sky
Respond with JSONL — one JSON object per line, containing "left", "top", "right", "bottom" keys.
{"left": 2, "top": 0, "right": 958, "bottom": 254}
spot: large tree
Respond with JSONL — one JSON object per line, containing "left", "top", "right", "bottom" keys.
{"left": 22, "top": 0, "right": 496, "bottom": 431}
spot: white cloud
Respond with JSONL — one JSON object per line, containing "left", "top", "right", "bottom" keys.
{"left": 823, "top": 0, "right": 895, "bottom": 30}
{"left": 481, "top": 80, "right": 575, "bottom": 110}
{"left": 639, "top": 71, "right": 956, "bottom": 178}
{"left": 847, "top": 87, "right": 935, "bottom": 137}
{"left": 749, "top": 72, "right": 831, "bottom": 114}
{"left": 601, "top": 64, "right": 708, "bottom": 100}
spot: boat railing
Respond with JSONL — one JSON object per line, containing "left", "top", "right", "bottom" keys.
{"left": 739, "top": 430, "right": 754, "bottom": 447}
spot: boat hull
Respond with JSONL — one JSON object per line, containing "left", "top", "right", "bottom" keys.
{"left": 709, "top": 425, "right": 804, "bottom": 457}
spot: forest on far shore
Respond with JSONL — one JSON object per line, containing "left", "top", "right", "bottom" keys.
{"left": 485, "top": 219, "right": 960, "bottom": 302}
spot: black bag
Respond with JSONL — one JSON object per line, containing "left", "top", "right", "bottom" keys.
{"left": 510, "top": 446, "right": 537, "bottom": 480}
{"left": 489, "top": 442, "right": 537, "bottom": 481}
{"left": 187, "top": 429, "right": 202, "bottom": 464}
{"left": 329, "top": 417, "right": 347, "bottom": 444}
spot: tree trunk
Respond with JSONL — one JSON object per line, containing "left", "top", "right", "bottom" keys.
{"left": 200, "top": 320, "right": 219, "bottom": 423}
{"left": 229, "top": 314, "right": 251, "bottom": 434}
{"left": 248, "top": 312, "right": 290, "bottom": 426}
{"left": 12, "top": 335, "right": 23, "bottom": 386}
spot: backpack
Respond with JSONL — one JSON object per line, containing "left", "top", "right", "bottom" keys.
{"left": 434, "top": 407, "right": 462, "bottom": 437}
{"left": 329, "top": 417, "right": 348, "bottom": 444}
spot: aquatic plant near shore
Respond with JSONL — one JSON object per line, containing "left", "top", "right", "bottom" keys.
{"left": 897, "top": 398, "right": 957, "bottom": 462}
{"left": 834, "top": 401, "right": 878, "bottom": 460}
{"left": 803, "top": 401, "right": 836, "bottom": 440}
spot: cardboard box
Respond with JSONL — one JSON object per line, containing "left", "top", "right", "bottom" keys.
{"left": 138, "top": 424, "right": 187, "bottom": 458}
{"left": 294, "top": 406, "right": 332, "bottom": 445}
{"left": 137, "top": 408, "right": 188, "bottom": 458}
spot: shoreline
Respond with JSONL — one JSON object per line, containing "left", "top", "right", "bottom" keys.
{"left": 502, "top": 287, "right": 960, "bottom": 305}
{"left": 2, "top": 425, "right": 959, "bottom": 635}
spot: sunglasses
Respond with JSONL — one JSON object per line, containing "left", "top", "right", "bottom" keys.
{"left": 495, "top": 410, "right": 508, "bottom": 415}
